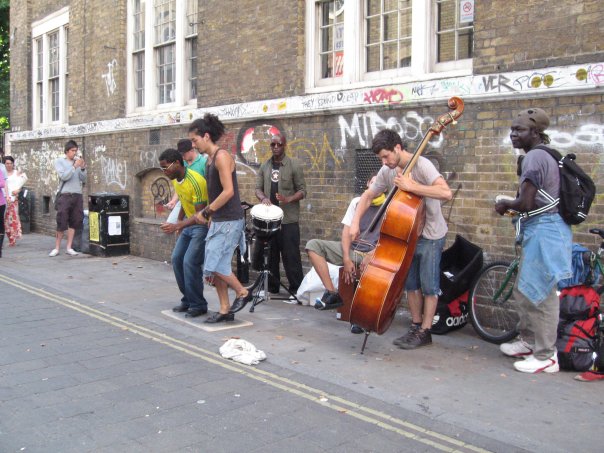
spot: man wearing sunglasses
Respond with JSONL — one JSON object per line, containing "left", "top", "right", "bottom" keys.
{"left": 159, "top": 148, "right": 210, "bottom": 318}
{"left": 254, "top": 133, "right": 306, "bottom": 300}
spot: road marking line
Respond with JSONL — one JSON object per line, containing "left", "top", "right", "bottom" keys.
{"left": 0, "top": 274, "right": 491, "bottom": 453}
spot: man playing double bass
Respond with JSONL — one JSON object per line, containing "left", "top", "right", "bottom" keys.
{"left": 349, "top": 129, "right": 452, "bottom": 349}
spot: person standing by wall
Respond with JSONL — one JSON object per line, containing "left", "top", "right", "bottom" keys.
{"left": 49, "top": 140, "right": 86, "bottom": 257}
{"left": 158, "top": 148, "right": 210, "bottom": 318}
{"left": 495, "top": 108, "right": 572, "bottom": 374}
{"left": 254, "top": 133, "right": 306, "bottom": 298}
{"left": 188, "top": 114, "right": 252, "bottom": 323}
{"left": 3, "top": 156, "right": 28, "bottom": 247}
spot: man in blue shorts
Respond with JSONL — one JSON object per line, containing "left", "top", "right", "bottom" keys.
{"left": 350, "top": 129, "right": 452, "bottom": 349}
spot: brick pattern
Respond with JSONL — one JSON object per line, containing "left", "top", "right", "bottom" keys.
{"left": 8, "top": 96, "right": 604, "bottom": 266}
{"left": 8, "top": 1, "right": 604, "bottom": 267}
{"left": 474, "top": 0, "right": 604, "bottom": 74}
{"left": 198, "top": 0, "right": 306, "bottom": 106}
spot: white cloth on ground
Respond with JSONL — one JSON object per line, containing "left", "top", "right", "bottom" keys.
{"left": 219, "top": 339, "right": 267, "bottom": 365}
{"left": 295, "top": 263, "right": 340, "bottom": 306}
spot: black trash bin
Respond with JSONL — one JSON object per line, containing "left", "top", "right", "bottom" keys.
{"left": 18, "top": 188, "right": 33, "bottom": 234}
{"left": 88, "top": 193, "right": 130, "bottom": 257}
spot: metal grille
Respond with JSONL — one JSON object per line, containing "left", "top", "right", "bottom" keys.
{"left": 354, "top": 148, "right": 382, "bottom": 194}
{"left": 149, "top": 129, "right": 161, "bottom": 145}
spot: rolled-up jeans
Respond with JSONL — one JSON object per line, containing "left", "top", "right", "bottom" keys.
{"left": 172, "top": 224, "right": 208, "bottom": 311}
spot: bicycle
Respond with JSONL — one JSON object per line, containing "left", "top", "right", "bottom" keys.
{"left": 468, "top": 228, "right": 604, "bottom": 344}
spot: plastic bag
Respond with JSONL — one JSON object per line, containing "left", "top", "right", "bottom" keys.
{"left": 219, "top": 339, "right": 266, "bottom": 365}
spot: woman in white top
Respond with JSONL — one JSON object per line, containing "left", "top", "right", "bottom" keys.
{"left": 3, "top": 156, "right": 27, "bottom": 246}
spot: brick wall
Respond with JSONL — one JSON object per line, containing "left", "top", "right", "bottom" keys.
{"left": 474, "top": 0, "right": 604, "bottom": 73}
{"left": 9, "top": 0, "right": 32, "bottom": 131}
{"left": 9, "top": 94, "right": 604, "bottom": 266}
{"left": 68, "top": 0, "right": 127, "bottom": 123}
{"left": 8, "top": 0, "right": 604, "bottom": 269}
{"left": 198, "top": 0, "right": 306, "bottom": 106}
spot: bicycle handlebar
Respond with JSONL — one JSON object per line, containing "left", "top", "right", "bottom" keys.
{"left": 589, "top": 228, "right": 604, "bottom": 239}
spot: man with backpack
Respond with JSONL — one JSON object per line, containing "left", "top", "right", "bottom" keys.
{"left": 495, "top": 108, "right": 573, "bottom": 374}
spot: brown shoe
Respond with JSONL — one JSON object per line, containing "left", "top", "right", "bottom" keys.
{"left": 392, "top": 324, "right": 421, "bottom": 347}
{"left": 397, "top": 328, "right": 432, "bottom": 350}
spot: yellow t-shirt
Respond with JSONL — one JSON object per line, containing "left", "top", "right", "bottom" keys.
{"left": 173, "top": 168, "right": 208, "bottom": 218}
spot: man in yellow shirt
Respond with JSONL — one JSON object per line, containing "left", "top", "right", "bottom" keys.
{"left": 159, "top": 149, "right": 209, "bottom": 318}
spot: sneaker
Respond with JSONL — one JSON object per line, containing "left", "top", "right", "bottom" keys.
{"left": 350, "top": 324, "right": 364, "bottom": 334}
{"left": 500, "top": 340, "right": 533, "bottom": 357}
{"left": 65, "top": 248, "right": 79, "bottom": 256}
{"left": 397, "top": 328, "right": 432, "bottom": 350}
{"left": 314, "top": 291, "right": 343, "bottom": 310}
{"left": 48, "top": 249, "right": 59, "bottom": 257}
{"left": 282, "top": 295, "right": 299, "bottom": 305}
{"left": 574, "top": 370, "right": 604, "bottom": 382}
{"left": 393, "top": 324, "right": 421, "bottom": 347}
{"left": 513, "top": 353, "right": 559, "bottom": 374}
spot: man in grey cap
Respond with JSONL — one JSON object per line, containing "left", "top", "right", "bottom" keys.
{"left": 495, "top": 108, "right": 572, "bottom": 374}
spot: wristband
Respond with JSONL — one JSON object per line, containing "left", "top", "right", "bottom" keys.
{"left": 201, "top": 207, "right": 211, "bottom": 220}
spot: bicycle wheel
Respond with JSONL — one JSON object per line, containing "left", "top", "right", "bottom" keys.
{"left": 468, "top": 261, "right": 520, "bottom": 344}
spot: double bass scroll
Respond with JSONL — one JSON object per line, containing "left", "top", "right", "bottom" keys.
{"left": 345, "top": 97, "right": 465, "bottom": 336}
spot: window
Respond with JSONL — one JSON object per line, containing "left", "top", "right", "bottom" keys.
{"left": 127, "top": 0, "right": 198, "bottom": 112}
{"left": 306, "top": 0, "right": 474, "bottom": 90}
{"left": 31, "top": 8, "right": 69, "bottom": 127}
{"left": 185, "top": 0, "right": 198, "bottom": 100}
{"left": 435, "top": 0, "right": 473, "bottom": 64}
{"left": 133, "top": 0, "right": 145, "bottom": 107}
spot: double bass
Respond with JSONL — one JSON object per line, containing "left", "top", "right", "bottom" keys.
{"left": 344, "top": 97, "right": 465, "bottom": 338}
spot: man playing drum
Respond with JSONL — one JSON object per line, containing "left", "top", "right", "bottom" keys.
{"left": 254, "top": 132, "right": 306, "bottom": 300}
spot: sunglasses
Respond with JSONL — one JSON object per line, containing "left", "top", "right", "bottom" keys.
{"left": 160, "top": 161, "right": 175, "bottom": 172}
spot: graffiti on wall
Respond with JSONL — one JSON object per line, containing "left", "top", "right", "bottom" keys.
{"left": 13, "top": 141, "right": 63, "bottom": 187}
{"left": 90, "top": 144, "right": 128, "bottom": 189}
{"left": 234, "top": 121, "right": 343, "bottom": 179}
{"left": 236, "top": 121, "right": 284, "bottom": 166}
{"left": 101, "top": 59, "right": 118, "bottom": 97}
{"left": 501, "top": 123, "right": 604, "bottom": 150}
{"left": 151, "top": 176, "right": 173, "bottom": 218}
{"left": 338, "top": 111, "right": 445, "bottom": 150}
{"left": 8, "top": 61, "right": 604, "bottom": 142}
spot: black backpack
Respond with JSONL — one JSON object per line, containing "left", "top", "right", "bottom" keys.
{"left": 532, "top": 145, "right": 596, "bottom": 225}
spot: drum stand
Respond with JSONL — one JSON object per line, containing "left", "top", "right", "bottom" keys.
{"left": 247, "top": 238, "right": 299, "bottom": 312}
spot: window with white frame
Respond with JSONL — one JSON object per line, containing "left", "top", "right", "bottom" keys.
{"left": 31, "top": 8, "right": 69, "bottom": 127}
{"left": 306, "top": 0, "right": 474, "bottom": 89}
{"left": 127, "top": 0, "right": 198, "bottom": 112}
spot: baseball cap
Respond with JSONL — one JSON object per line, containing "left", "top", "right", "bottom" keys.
{"left": 516, "top": 108, "right": 550, "bottom": 133}
{"left": 177, "top": 139, "right": 193, "bottom": 154}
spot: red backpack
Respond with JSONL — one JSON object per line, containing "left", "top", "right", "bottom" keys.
{"left": 556, "top": 285, "right": 601, "bottom": 371}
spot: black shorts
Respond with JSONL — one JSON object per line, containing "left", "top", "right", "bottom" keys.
{"left": 56, "top": 193, "right": 84, "bottom": 231}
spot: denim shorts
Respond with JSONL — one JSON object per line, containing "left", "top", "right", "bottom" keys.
{"left": 203, "top": 218, "right": 244, "bottom": 277}
{"left": 404, "top": 236, "right": 446, "bottom": 296}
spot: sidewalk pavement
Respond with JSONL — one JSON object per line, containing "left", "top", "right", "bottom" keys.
{"left": 0, "top": 234, "right": 600, "bottom": 452}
